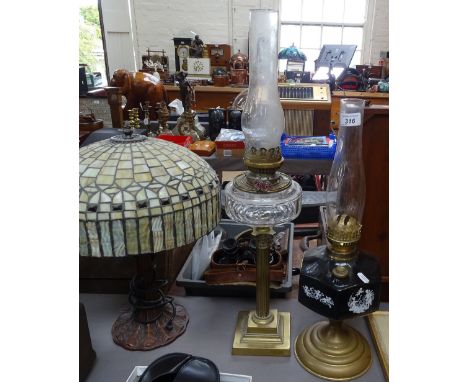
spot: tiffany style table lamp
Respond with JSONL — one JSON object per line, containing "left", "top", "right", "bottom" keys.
{"left": 278, "top": 43, "right": 307, "bottom": 76}
{"left": 295, "top": 99, "right": 381, "bottom": 380}
{"left": 224, "top": 9, "right": 302, "bottom": 356}
{"left": 79, "top": 130, "right": 221, "bottom": 350}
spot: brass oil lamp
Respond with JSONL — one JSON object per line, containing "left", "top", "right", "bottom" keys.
{"left": 295, "top": 99, "right": 381, "bottom": 380}
{"left": 224, "top": 9, "right": 302, "bottom": 356}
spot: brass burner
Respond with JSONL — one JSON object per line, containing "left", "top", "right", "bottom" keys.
{"left": 327, "top": 214, "right": 362, "bottom": 260}
{"left": 244, "top": 146, "right": 283, "bottom": 174}
{"left": 233, "top": 145, "right": 293, "bottom": 193}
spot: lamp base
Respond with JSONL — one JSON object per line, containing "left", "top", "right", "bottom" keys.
{"left": 232, "top": 309, "right": 290, "bottom": 356}
{"left": 111, "top": 303, "right": 189, "bottom": 351}
{"left": 295, "top": 320, "right": 371, "bottom": 381}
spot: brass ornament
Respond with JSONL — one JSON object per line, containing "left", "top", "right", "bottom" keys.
{"left": 142, "top": 101, "right": 156, "bottom": 137}
{"left": 295, "top": 320, "right": 372, "bottom": 381}
{"left": 174, "top": 92, "right": 205, "bottom": 141}
{"left": 158, "top": 101, "right": 171, "bottom": 135}
{"left": 176, "top": 111, "right": 200, "bottom": 141}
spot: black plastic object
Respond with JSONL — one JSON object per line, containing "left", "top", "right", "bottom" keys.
{"left": 298, "top": 245, "right": 381, "bottom": 321}
{"left": 208, "top": 108, "right": 226, "bottom": 140}
{"left": 227, "top": 109, "right": 242, "bottom": 130}
{"left": 222, "top": 238, "right": 239, "bottom": 256}
{"left": 218, "top": 238, "right": 239, "bottom": 264}
{"left": 139, "top": 352, "right": 220, "bottom": 382}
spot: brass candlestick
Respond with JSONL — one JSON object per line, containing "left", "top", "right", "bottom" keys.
{"left": 158, "top": 101, "right": 171, "bottom": 135}
{"left": 129, "top": 108, "right": 140, "bottom": 130}
{"left": 142, "top": 101, "right": 155, "bottom": 137}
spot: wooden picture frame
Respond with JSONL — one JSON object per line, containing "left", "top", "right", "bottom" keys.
{"left": 367, "top": 311, "right": 389, "bottom": 381}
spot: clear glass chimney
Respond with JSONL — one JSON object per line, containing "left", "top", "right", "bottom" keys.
{"left": 326, "top": 98, "right": 366, "bottom": 254}
{"left": 241, "top": 9, "right": 284, "bottom": 152}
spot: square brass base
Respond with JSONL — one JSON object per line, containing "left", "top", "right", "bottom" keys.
{"left": 232, "top": 309, "right": 291, "bottom": 356}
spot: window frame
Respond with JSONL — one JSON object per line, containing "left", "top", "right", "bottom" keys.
{"left": 279, "top": 0, "right": 373, "bottom": 71}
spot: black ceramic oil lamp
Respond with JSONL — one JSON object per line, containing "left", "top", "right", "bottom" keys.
{"left": 295, "top": 99, "right": 381, "bottom": 381}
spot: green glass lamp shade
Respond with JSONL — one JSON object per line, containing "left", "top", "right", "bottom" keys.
{"left": 79, "top": 137, "right": 221, "bottom": 257}
{"left": 278, "top": 44, "right": 307, "bottom": 61}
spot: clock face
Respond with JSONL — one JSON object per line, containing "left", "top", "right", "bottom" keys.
{"left": 177, "top": 45, "right": 189, "bottom": 59}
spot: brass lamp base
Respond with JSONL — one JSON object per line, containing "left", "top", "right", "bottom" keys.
{"left": 295, "top": 320, "right": 372, "bottom": 381}
{"left": 232, "top": 309, "right": 290, "bottom": 356}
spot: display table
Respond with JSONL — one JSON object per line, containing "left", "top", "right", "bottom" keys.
{"left": 165, "top": 84, "right": 245, "bottom": 111}
{"left": 80, "top": 293, "right": 387, "bottom": 382}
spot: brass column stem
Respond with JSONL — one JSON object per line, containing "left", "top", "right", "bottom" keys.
{"left": 252, "top": 227, "right": 274, "bottom": 323}
{"left": 255, "top": 233, "right": 270, "bottom": 319}
{"left": 232, "top": 225, "right": 291, "bottom": 355}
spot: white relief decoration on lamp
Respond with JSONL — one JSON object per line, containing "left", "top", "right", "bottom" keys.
{"left": 348, "top": 288, "right": 375, "bottom": 313}
{"left": 303, "top": 285, "right": 334, "bottom": 308}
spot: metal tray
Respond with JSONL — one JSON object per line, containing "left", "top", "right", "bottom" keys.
{"left": 176, "top": 220, "right": 294, "bottom": 297}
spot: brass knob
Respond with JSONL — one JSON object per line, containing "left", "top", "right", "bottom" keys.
{"left": 332, "top": 265, "right": 349, "bottom": 279}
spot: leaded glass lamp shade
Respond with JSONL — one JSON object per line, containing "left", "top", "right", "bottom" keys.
{"left": 278, "top": 44, "right": 307, "bottom": 74}
{"left": 278, "top": 44, "right": 307, "bottom": 62}
{"left": 79, "top": 137, "right": 221, "bottom": 256}
{"left": 79, "top": 135, "right": 221, "bottom": 350}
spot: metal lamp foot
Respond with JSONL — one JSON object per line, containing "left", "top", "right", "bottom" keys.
{"left": 232, "top": 309, "right": 291, "bottom": 356}
{"left": 295, "top": 320, "right": 372, "bottom": 381}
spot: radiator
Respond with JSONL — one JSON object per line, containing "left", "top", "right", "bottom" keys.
{"left": 284, "top": 109, "right": 314, "bottom": 136}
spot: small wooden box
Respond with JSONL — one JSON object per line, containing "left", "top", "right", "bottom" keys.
{"left": 206, "top": 44, "right": 232, "bottom": 68}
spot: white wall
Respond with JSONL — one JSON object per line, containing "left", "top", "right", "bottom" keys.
{"left": 129, "top": 0, "right": 280, "bottom": 73}
{"left": 103, "top": 0, "right": 388, "bottom": 74}
{"left": 101, "top": 0, "right": 138, "bottom": 75}
{"left": 363, "top": 0, "right": 389, "bottom": 65}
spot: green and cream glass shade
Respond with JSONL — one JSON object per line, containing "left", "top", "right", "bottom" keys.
{"left": 79, "top": 137, "right": 221, "bottom": 257}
